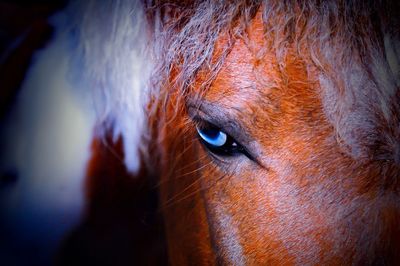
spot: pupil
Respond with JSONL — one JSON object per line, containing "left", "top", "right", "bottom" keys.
{"left": 201, "top": 128, "right": 220, "bottom": 140}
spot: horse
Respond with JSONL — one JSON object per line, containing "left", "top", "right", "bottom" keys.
{"left": 2, "top": 0, "right": 399, "bottom": 265}
{"left": 61, "top": 0, "right": 400, "bottom": 264}
{"left": 145, "top": 2, "right": 400, "bottom": 264}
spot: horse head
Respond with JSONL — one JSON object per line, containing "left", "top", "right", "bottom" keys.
{"left": 149, "top": 1, "right": 400, "bottom": 264}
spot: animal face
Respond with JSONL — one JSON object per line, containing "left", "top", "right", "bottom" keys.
{"left": 160, "top": 8, "right": 400, "bottom": 265}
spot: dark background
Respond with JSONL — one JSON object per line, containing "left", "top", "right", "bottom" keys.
{"left": 0, "top": 0, "right": 67, "bottom": 119}
{"left": 0, "top": 2, "right": 168, "bottom": 265}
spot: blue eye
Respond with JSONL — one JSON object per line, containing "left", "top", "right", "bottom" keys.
{"left": 196, "top": 123, "right": 243, "bottom": 157}
{"left": 197, "top": 126, "right": 227, "bottom": 147}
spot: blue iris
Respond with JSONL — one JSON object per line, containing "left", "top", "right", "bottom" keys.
{"left": 196, "top": 126, "right": 227, "bottom": 147}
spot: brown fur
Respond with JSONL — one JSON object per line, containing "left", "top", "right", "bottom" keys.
{"left": 148, "top": 1, "right": 400, "bottom": 264}
{"left": 63, "top": 1, "right": 400, "bottom": 264}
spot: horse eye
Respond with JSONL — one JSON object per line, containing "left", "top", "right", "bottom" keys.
{"left": 196, "top": 123, "right": 243, "bottom": 157}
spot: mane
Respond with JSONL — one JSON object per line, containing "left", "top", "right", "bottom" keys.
{"left": 150, "top": 0, "right": 400, "bottom": 165}
{"left": 69, "top": 0, "right": 152, "bottom": 173}
{"left": 73, "top": 0, "right": 400, "bottom": 172}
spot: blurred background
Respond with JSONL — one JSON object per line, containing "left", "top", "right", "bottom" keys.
{"left": 0, "top": 1, "right": 168, "bottom": 265}
{"left": 0, "top": 1, "right": 94, "bottom": 265}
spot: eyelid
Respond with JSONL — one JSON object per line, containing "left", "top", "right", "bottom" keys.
{"left": 187, "top": 100, "right": 253, "bottom": 143}
{"left": 192, "top": 116, "right": 239, "bottom": 146}
{"left": 189, "top": 108, "right": 244, "bottom": 143}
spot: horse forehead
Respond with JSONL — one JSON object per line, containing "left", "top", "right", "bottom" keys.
{"left": 205, "top": 33, "right": 278, "bottom": 108}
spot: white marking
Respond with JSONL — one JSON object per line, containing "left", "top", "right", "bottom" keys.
{"left": 75, "top": 0, "right": 152, "bottom": 173}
